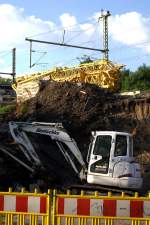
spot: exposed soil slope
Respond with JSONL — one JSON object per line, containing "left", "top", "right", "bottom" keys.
{"left": 19, "top": 82, "right": 150, "bottom": 155}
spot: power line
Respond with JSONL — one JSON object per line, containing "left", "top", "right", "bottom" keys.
{"left": 110, "top": 40, "right": 150, "bottom": 52}
{"left": 27, "top": 18, "right": 98, "bottom": 39}
{"left": 65, "top": 22, "right": 98, "bottom": 43}
{"left": 118, "top": 52, "right": 149, "bottom": 62}
{"left": 0, "top": 50, "right": 12, "bottom": 58}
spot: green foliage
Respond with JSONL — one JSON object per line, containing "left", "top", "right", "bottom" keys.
{"left": 119, "top": 64, "right": 150, "bottom": 92}
{"left": 20, "top": 104, "right": 28, "bottom": 115}
{"left": 119, "top": 69, "right": 130, "bottom": 92}
{"left": 0, "top": 104, "right": 15, "bottom": 113}
{"left": 77, "top": 55, "right": 94, "bottom": 64}
{"left": 0, "top": 77, "right": 11, "bottom": 84}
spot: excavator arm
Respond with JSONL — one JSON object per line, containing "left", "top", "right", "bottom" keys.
{"left": 9, "top": 121, "right": 86, "bottom": 179}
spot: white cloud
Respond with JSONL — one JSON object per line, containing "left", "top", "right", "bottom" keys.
{"left": 59, "top": 13, "right": 77, "bottom": 29}
{"left": 0, "top": 5, "right": 94, "bottom": 56}
{"left": 0, "top": 59, "right": 5, "bottom": 64}
{"left": 109, "top": 12, "right": 150, "bottom": 51}
{"left": 80, "top": 23, "right": 95, "bottom": 36}
{"left": 93, "top": 11, "right": 150, "bottom": 52}
{"left": 0, "top": 6, "right": 95, "bottom": 75}
{"left": 0, "top": 4, "right": 56, "bottom": 50}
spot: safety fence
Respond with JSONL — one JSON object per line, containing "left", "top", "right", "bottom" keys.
{"left": 0, "top": 189, "right": 150, "bottom": 225}
{"left": 0, "top": 188, "right": 51, "bottom": 225}
{"left": 53, "top": 190, "right": 150, "bottom": 225}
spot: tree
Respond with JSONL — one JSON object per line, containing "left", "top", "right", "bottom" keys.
{"left": 77, "top": 55, "right": 94, "bottom": 64}
{"left": 119, "top": 64, "right": 150, "bottom": 92}
{"left": 0, "top": 77, "right": 11, "bottom": 85}
{"left": 119, "top": 69, "right": 130, "bottom": 92}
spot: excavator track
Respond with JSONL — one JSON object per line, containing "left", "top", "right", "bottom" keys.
{"left": 0, "top": 144, "right": 142, "bottom": 195}
{"left": 68, "top": 184, "right": 136, "bottom": 196}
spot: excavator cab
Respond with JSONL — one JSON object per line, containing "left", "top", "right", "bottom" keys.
{"left": 87, "top": 131, "right": 143, "bottom": 190}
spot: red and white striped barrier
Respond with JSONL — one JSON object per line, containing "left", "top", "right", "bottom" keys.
{"left": 57, "top": 198, "right": 150, "bottom": 218}
{"left": 0, "top": 195, "right": 47, "bottom": 213}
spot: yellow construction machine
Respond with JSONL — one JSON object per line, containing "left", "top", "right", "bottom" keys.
{"left": 12, "top": 59, "right": 123, "bottom": 94}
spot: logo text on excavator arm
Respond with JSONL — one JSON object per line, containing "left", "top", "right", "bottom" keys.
{"left": 36, "top": 128, "right": 59, "bottom": 135}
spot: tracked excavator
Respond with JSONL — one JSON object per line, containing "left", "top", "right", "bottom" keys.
{"left": 2, "top": 121, "right": 142, "bottom": 192}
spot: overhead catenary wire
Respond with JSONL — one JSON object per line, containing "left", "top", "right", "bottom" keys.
{"left": 26, "top": 13, "right": 108, "bottom": 68}
{"left": 30, "top": 29, "right": 101, "bottom": 57}
{"left": 117, "top": 52, "right": 150, "bottom": 62}
{"left": 110, "top": 40, "right": 150, "bottom": 52}
{"left": 26, "top": 21, "right": 101, "bottom": 68}
{"left": 27, "top": 18, "right": 98, "bottom": 39}
{"left": 0, "top": 49, "right": 12, "bottom": 55}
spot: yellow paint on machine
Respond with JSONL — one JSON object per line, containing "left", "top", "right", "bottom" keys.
{"left": 12, "top": 60, "right": 124, "bottom": 104}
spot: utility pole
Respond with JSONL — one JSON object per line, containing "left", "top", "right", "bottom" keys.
{"left": 30, "top": 41, "right": 32, "bottom": 68}
{"left": 99, "top": 10, "right": 111, "bottom": 60}
{"left": 0, "top": 48, "right": 16, "bottom": 82}
{"left": 12, "top": 48, "right": 16, "bottom": 82}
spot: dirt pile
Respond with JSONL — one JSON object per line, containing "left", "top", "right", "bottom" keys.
{"left": 19, "top": 81, "right": 150, "bottom": 156}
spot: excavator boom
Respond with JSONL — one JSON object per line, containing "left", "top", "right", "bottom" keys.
{"left": 9, "top": 121, "right": 86, "bottom": 179}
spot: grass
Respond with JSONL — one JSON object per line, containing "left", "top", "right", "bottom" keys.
{"left": 20, "top": 104, "right": 28, "bottom": 114}
{"left": 0, "top": 104, "right": 16, "bottom": 114}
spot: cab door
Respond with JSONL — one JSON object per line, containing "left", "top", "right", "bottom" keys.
{"left": 111, "top": 134, "right": 132, "bottom": 179}
{"left": 112, "top": 134, "right": 128, "bottom": 163}
{"left": 88, "top": 135, "right": 112, "bottom": 175}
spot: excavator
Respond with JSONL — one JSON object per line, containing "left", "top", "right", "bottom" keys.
{"left": 1, "top": 121, "right": 142, "bottom": 193}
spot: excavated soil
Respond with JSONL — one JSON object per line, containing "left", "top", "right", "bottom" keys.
{"left": 19, "top": 81, "right": 150, "bottom": 154}
{"left": 1, "top": 81, "right": 150, "bottom": 191}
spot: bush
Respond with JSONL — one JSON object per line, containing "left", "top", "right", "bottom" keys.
{"left": 0, "top": 104, "right": 16, "bottom": 114}
{"left": 119, "top": 64, "right": 150, "bottom": 92}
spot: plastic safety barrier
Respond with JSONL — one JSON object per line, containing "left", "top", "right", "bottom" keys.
{"left": 0, "top": 188, "right": 150, "bottom": 225}
{"left": 52, "top": 190, "right": 150, "bottom": 225}
{"left": 0, "top": 188, "right": 51, "bottom": 225}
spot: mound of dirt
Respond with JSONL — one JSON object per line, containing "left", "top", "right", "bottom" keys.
{"left": 18, "top": 81, "right": 150, "bottom": 156}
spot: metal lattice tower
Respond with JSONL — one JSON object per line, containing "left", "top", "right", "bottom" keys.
{"left": 12, "top": 48, "right": 16, "bottom": 82}
{"left": 99, "top": 10, "right": 111, "bottom": 60}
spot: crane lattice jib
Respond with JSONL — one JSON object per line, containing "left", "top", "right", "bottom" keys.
{"left": 12, "top": 60, "right": 123, "bottom": 92}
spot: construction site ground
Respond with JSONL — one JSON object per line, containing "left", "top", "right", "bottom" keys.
{"left": 0, "top": 81, "right": 150, "bottom": 193}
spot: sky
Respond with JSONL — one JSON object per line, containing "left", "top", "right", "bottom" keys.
{"left": 0, "top": 0, "right": 150, "bottom": 78}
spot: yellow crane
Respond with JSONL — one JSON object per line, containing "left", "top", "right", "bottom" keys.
{"left": 12, "top": 59, "right": 123, "bottom": 93}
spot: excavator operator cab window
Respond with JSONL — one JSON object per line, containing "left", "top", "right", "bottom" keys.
{"left": 90, "top": 135, "right": 111, "bottom": 174}
{"left": 114, "top": 135, "right": 127, "bottom": 157}
{"left": 93, "top": 135, "right": 111, "bottom": 158}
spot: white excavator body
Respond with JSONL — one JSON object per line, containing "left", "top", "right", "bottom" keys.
{"left": 87, "top": 131, "right": 142, "bottom": 189}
